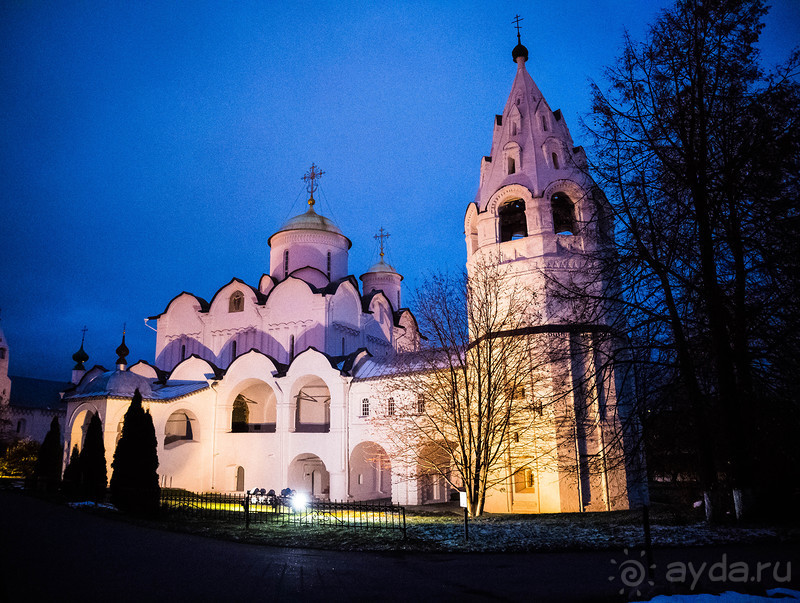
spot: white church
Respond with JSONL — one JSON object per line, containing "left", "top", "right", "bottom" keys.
{"left": 62, "top": 35, "right": 637, "bottom": 513}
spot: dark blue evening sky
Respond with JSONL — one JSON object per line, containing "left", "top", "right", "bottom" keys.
{"left": 1, "top": 1, "right": 797, "bottom": 380}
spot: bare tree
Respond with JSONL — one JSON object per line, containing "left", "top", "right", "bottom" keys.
{"left": 370, "top": 256, "right": 543, "bottom": 517}
{"left": 371, "top": 253, "right": 631, "bottom": 516}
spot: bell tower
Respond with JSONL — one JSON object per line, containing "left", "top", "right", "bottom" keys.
{"left": 464, "top": 24, "right": 632, "bottom": 514}
{"left": 464, "top": 27, "right": 610, "bottom": 325}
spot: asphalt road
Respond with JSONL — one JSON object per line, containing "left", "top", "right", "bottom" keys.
{"left": 0, "top": 491, "right": 797, "bottom": 602}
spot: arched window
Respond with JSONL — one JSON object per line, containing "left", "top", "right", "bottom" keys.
{"left": 284, "top": 250, "right": 289, "bottom": 278}
{"left": 289, "top": 335, "right": 295, "bottom": 359}
{"left": 181, "top": 344, "right": 186, "bottom": 360}
{"left": 551, "top": 192, "right": 576, "bottom": 235}
{"left": 552, "top": 152, "right": 559, "bottom": 169}
{"left": 499, "top": 199, "right": 527, "bottom": 242}
{"left": 229, "top": 291, "right": 244, "bottom": 312}
{"left": 327, "top": 251, "right": 332, "bottom": 278}
{"left": 361, "top": 398, "right": 370, "bottom": 417}
{"left": 165, "top": 411, "right": 195, "bottom": 446}
{"left": 388, "top": 397, "right": 396, "bottom": 416}
{"left": 231, "top": 395, "right": 249, "bottom": 432}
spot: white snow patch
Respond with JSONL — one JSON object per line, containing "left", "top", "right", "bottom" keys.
{"left": 634, "top": 589, "right": 800, "bottom": 602}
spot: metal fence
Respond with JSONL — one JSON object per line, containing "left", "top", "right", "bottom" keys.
{"left": 160, "top": 489, "right": 406, "bottom": 537}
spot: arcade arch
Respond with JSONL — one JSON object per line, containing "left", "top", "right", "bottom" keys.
{"left": 230, "top": 381, "right": 277, "bottom": 433}
{"left": 349, "top": 442, "right": 391, "bottom": 501}
{"left": 288, "top": 453, "right": 329, "bottom": 500}
{"left": 291, "top": 376, "right": 331, "bottom": 433}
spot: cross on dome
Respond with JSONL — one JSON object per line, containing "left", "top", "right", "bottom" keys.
{"left": 512, "top": 14, "right": 523, "bottom": 42}
{"left": 302, "top": 163, "right": 325, "bottom": 206}
{"left": 374, "top": 227, "right": 390, "bottom": 259}
{"left": 512, "top": 14, "right": 528, "bottom": 63}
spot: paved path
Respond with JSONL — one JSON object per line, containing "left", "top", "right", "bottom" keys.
{"left": 0, "top": 491, "right": 796, "bottom": 602}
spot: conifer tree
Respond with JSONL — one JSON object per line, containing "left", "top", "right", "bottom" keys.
{"left": 79, "top": 412, "right": 107, "bottom": 501}
{"left": 62, "top": 444, "right": 81, "bottom": 499}
{"left": 111, "top": 389, "right": 160, "bottom": 515}
{"left": 35, "top": 415, "right": 62, "bottom": 490}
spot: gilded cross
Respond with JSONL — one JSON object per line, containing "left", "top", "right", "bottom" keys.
{"left": 302, "top": 163, "right": 325, "bottom": 206}
{"left": 374, "top": 227, "right": 390, "bottom": 260}
{"left": 512, "top": 14, "right": 524, "bottom": 42}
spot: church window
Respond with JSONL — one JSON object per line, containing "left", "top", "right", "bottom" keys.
{"left": 417, "top": 394, "right": 425, "bottom": 414}
{"left": 552, "top": 152, "right": 559, "bottom": 169}
{"left": 507, "top": 157, "right": 516, "bottom": 175}
{"left": 327, "top": 251, "right": 331, "bottom": 278}
{"left": 16, "top": 419, "right": 25, "bottom": 434}
{"left": 231, "top": 340, "right": 237, "bottom": 361}
{"left": 388, "top": 397, "right": 396, "bottom": 416}
{"left": 231, "top": 395, "right": 249, "bottom": 432}
{"left": 513, "top": 432, "right": 520, "bottom": 443}
{"left": 284, "top": 250, "right": 289, "bottom": 278}
{"left": 541, "top": 115, "right": 548, "bottom": 131}
{"left": 552, "top": 192, "right": 576, "bottom": 235}
{"left": 165, "top": 411, "right": 196, "bottom": 446}
{"left": 181, "top": 344, "right": 186, "bottom": 360}
{"left": 397, "top": 291, "right": 401, "bottom": 308}
{"left": 512, "top": 122, "right": 517, "bottom": 136}
{"left": 341, "top": 337, "right": 345, "bottom": 355}
{"left": 361, "top": 398, "right": 370, "bottom": 417}
{"left": 229, "top": 291, "right": 244, "bottom": 312}
{"left": 499, "top": 199, "right": 527, "bottom": 242}
{"left": 358, "top": 473, "right": 364, "bottom": 485}
{"left": 0, "top": 348, "right": 5, "bottom": 359}
{"left": 235, "top": 466, "right": 245, "bottom": 491}
{"left": 289, "top": 335, "right": 295, "bottom": 359}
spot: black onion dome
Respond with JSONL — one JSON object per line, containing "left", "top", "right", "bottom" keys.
{"left": 512, "top": 42, "right": 528, "bottom": 62}
{"left": 72, "top": 343, "right": 89, "bottom": 370}
{"left": 115, "top": 334, "right": 129, "bottom": 365}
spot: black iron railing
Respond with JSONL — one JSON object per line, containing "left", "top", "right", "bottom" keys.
{"left": 160, "top": 489, "right": 406, "bottom": 537}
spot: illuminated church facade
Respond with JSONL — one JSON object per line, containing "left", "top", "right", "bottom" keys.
{"left": 62, "top": 37, "right": 637, "bottom": 513}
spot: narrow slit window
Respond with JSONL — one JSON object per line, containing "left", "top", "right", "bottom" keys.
{"left": 231, "top": 340, "right": 237, "bottom": 361}
{"left": 341, "top": 337, "right": 345, "bottom": 355}
{"left": 541, "top": 115, "right": 547, "bottom": 131}
{"left": 181, "top": 344, "right": 186, "bottom": 360}
{"left": 552, "top": 153, "right": 559, "bottom": 169}
{"left": 387, "top": 397, "right": 396, "bottom": 416}
{"left": 326, "top": 251, "right": 331, "bottom": 278}
{"left": 507, "top": 157, "right": 516, "bottom": 175}
{"left": 283, "top": 250, "right": 289, "bottom": 278}
{"left": 362, "top": 398, "right": 370, "bottom": 417}
{"left": 289, "top": 335, "right": 295, "bottom": 359}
